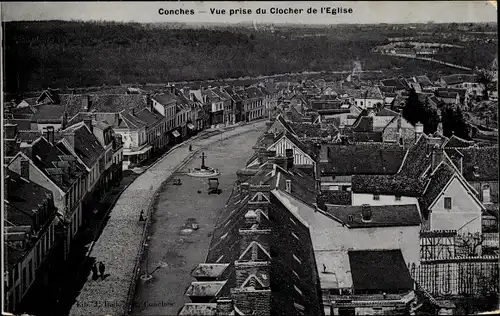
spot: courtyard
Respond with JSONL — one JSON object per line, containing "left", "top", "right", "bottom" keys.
{"left": 130, "top": 127, "right": 263, "bottom": 315}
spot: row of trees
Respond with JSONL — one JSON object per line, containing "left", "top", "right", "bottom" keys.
{"left": 403, "top": 88, "right": 471, "bottom": 139}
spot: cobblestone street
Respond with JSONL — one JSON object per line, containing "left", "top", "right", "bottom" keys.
{"left": 130, "top": 127, "right": 264, "bottom": 316}
{"left": 69, "top": 121, "right": 265, "bottom": 316}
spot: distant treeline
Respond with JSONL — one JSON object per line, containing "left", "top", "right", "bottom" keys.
{"left": 3, "top": 20, "right": 497, "bottom": 93}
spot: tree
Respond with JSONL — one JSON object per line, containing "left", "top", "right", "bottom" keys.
{"left": 475, "top": 69, "right": 494, "bottom": 100}
{"left": 441, "top": 105, "right": 471, "bottom": 139}
{"left": 403, "top": 89, "right": 439, "bottom": 134}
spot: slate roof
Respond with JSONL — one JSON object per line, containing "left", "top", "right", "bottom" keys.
{"left": 62, "top": 123, "right": 105, "bottom": 169}
{"left": 415, "top": 75, "right": 433, "bottom": 87}
{"left": 29, "top": 137, "right": 85, "bottom": 191}
{"left": 381, "top": 78, "right": 410, "bottom": 90}
{"left": 376, "top": 108, "right": 399, "bottom": 117}
{"left": 117, "top": 111, "right": 147, "bottom": 129}
{"left": 397, "top": 135, "right": 444, "bottom": 179}
{"left": 151, "top": 92, "right": 177, "bottom": 106}
{"left": 133, "top": 108, "right": 164, "bottom": 127}
{"left": 348, "top": 250, "right": 414, "bottom": 292}
{"left": 6, "top": 119, "right": 31, "bottom": 131}
{"left": 419, "top": 162, "right": 456, "bottom": 218}
{"left": 320, "top": 143, "right": 406, "bottom": 176}
{"left": 325, "top": 204, "right": 421, "bottom": 228}
{"left": 5, "top": 169, "right": 53, "bottom": 220}
{"left": 351, "top": 174, "right": 427, "bottom": 197}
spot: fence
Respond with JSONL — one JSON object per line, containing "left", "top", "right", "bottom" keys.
{"left": 410, "top": 257, "right": 499, "bottom": 297}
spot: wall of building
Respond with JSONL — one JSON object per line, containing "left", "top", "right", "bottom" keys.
{"left": 430, "top": 177, "right": 483, "bottom": 234}
{"left": 286, "top": 194, "right": 421, "bottom": 269}
{"left": 268, "top": 138, "right": 314, "bottom": 166}
{"left": 352, "top": 193, "right": 419, "bottom": 207}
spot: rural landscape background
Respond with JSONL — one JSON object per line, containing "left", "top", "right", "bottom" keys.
{"left": 3, "top": 21, "right": 498, "bottom": 95}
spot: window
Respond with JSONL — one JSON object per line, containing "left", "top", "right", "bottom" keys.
{"left": 373, "top": 194, "right": 380, "bottom": 200}
{"left": 444, "top": 197, "right": 452, "bottom": 209}
{"left": 395, "top": 195, "right": 402, "bottom": 201}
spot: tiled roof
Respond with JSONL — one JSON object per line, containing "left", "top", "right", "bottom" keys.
{"left": 63, "top": 123, "right": 104, "bottom": 169}
{"left": 448, "top": 146, "right": 499, "bottom": 181}
{"left": 320, "top": 143, "right": 405, "bottom": 176}
{"left": 6, "top": 119, "right": 31, "bottom": 131}
{"left": 348, "top": 250, "right": 414, "bottom": 292}
{"left": 288, "top": 122, "right": 338, "bottom": 139}
{"left": 444, "top": 135, "right": 475, "bottom": 148}
{"left": 320, "top": 191, "right": 351, "bottom": 205}
{"left": 419, "top": 162, "right": 456, "bottom": 217}
{"left": 376, "top": 108, "right": 399, "bottom": 117}
{"left": 397, "top": 135, "right": 445, "bottom": 179}
{"left": 325, "top": 204, "right": 421, "bottom": 228}
{"left": 30, "top": 104, "right": 66, "bottom": 121}
{"left": 441, "top": 74, "right": 476, "bottom": 85}
{"left": 275, "top": 167, "right": 317, "bottom": 206}
{"left": 64, "top": 94, "right": 148, "bottom": 116}
{"left": 351, "top": 174, "right": 427, "bottom": 197}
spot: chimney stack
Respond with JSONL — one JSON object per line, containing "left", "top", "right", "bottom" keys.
{"left": 285, "top": 149, "right": 294, "bottom": 170}
{"left": 274, "top": 156, "right": 287, "bottom": 170}
{"left": 83, "top": 118, "right": 93, "bottom": 133}
{"left": 216, "top": 299, "right": 234, "bottom": 316}
{"left": 415, "top": 122, "right": 424, "bottom": 140}
{"left": 20, "top": 159, "right": 30, "bottom": 179}
{"left": 20, "top": 143, "right": 33, "bottom": 160}
{"left": 431, "top": 143, "right": 444, "bottom": 172}
{"left": 361, "top": 204, "right": 372, "bottom": 222}
{"left": 285, "top": 179, "right": 292, "bottom": 193}
{"left": 240, "top": 183, "right": 250, "bottom": 194}
{"left": 63, "top": 131, "right": 76, "bottom": 148}
{"left": 46, "top": 126, "right": 55, "bottom": 144}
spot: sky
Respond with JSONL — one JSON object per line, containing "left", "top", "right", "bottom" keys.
{"left": 1, "top": 1, "right": 497, "bottom": 25}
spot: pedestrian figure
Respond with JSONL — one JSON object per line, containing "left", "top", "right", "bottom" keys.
{"left": 139, "top": 210, "right": 146, "bottom": 222}
{"left": 323, "top": 263, "right": 327, "bottom": 273}
{"left": 91, "top": 262, "right": 99, "bottom": 280}
{"left": 99, "top": 261, "right": 106, "bottom": 279}
{"left": 189, "top": 144, "right": 192, "bottom": 152}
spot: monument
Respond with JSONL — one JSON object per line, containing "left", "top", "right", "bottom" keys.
{"left": 187, "top": 152, "right": 220, "bottom": 177}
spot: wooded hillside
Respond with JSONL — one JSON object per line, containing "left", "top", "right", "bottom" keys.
{"left": 3, "top": 21, "right": 497, "bottom": 92}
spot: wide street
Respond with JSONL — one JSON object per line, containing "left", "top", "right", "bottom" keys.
{"left": 130, "top": 125, "right": 264, "bottom": 315}
{"left": 69, "top": 121, "right": 265, "bottom": 316}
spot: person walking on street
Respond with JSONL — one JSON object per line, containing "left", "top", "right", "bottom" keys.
{"left": 139, "top": 210, "right": 145, "bottom": 222}
{"left": 91, "top": 262, "right": 98, "bottom": 280}
{"left": 99, "top": 261, "right": 106, "bottom": 280}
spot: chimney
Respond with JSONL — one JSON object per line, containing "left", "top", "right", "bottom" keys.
{"left": 431, "top": 144, "right": 444, "bottom": 172}
{"left": 274, "top": 156, "right": 287, "bottom": 170}
{"left": 4, "top": 124, "right": 18, "bottom": 139}
{"left": 483, "top": 185, "right": 492, "bottom": 204}
{"left": 285, "top": 148, "right": 294, "bottom": 170}
{"left": 63, "top": 131, "right": 76, "bottom": 148}
{"left": 82, "top": 95, "right": 90, "bottom": 111}
{"left": 46, "top": 126, "right": 55, "bottom": 144}
{"left": 20, "top": 143, "right": 33, "bottom": 160}
{"left": 240, "top": 183, "right": 250, "bottom": 194}
{"left": 415, "top": 122, "right": 424, "bottom": 140}
{"left": 285, "top": 179, "right": 292, "bottom": 193}
{"left": 216, "top": 299, "right": 234, "bottom": 316}
{"left": 83, "top": 118, "right": 93, "bottom": 133}
{"left": 361, "top": 204, "right": 372, "bottom": 222}
{"left": 20, "top": 159, "right": 30, "bottom": 179}
{"left": 132, "top": 108, "right": 136, "bottom": 116}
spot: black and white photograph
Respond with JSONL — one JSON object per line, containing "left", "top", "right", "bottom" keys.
{"left": 1, "top": 1, "right": 498, "bottom": 315}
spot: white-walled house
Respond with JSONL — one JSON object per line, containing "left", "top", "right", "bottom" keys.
{"left": 420, "top": 161, "right": 485, "bottom": 234}
{"left": 272, "top": 189, "right": 421, "bottom": 293}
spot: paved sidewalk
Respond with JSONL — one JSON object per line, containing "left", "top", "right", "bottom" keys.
{"left": 69, "top": 121, "right": 266, "bottom": 316}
